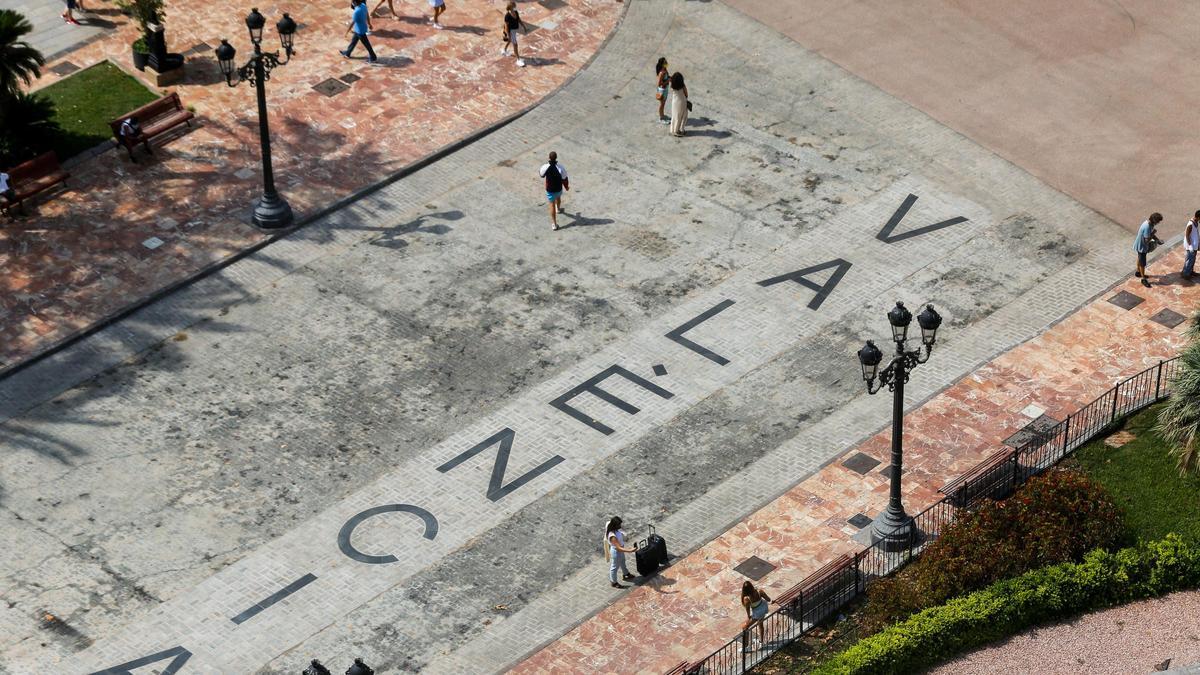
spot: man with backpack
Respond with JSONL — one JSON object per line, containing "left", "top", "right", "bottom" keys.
{"left": 539, "top": 151, "right": 569, "bottom": 231}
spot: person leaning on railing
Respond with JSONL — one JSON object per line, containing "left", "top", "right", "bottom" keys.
{"left": 741, "top": 581, "right": 773, "bottom": 653}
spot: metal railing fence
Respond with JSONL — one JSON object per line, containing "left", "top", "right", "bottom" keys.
{"left": 679, "top": 357, "right": 1180, "bottom": 675}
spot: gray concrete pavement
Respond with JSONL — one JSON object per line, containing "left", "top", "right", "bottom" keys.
{"left": 0, "top": 0, "right": 113, "bottom": 63}
{"left": 0, "top": 0, "right": 1143, "bottom": 673}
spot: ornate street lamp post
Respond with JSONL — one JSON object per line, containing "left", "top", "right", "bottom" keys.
{"left": 856, "top": 301, "right": 942, "bottom": 550}
{"left": 215, "top": 8, "right": 297, "bottom": 229}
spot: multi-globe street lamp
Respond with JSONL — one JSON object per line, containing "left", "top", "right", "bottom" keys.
{"left": 215, "top": 8, "right": 298, "bottom": 229}
{"left": 856, "top": 301, "right": 942, "bottom": 550}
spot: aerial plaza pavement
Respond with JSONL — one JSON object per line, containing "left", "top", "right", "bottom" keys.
{"left": 0, "top": 0, "right": 1195, "bottom": 673}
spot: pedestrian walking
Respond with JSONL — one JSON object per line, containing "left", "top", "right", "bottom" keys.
{"left": 340, "top": 0, "right": 378, "bottom": 63}
{"left": 604, "top": 517, "right": 637, "bottom": 588}
{"left": 61, "top": 0, "right": 81, "bottom": 24}
{"left": 429, "top": 0, "right": 446, "bottom": 29}
{"left": 1183, "top": 211, "right": 1199, "bottom": 280}
{"left": 741, "top": 581, "right": 773, "bottom": 652}
{"left": 1134, "top": 212, "right": 1164, "bottom": 287}
{"left": 669, "top": 72, "right": 689, "bottom": 137}
{"left": 655, "top": 57, "right": 671, "bottom": 124}
{"left": 501, "top": 2, "right": 528, "bottom": 67}
{"left": 539, "top": 151, "right": 570, "bottom": 231}
{"left": 372, "top": 0, "right": 399, "bottom": 19}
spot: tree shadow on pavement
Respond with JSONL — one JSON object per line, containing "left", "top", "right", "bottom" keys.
{"left": 0, "top": 86, "right": 429, "bottom": 502}
{"left": 364, "top": 210, "right": 464, "bottom": 249}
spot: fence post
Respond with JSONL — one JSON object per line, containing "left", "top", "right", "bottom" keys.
{"left": 1061, "top": 415, "right": 1071, "bottom": 457}
{"left": 854, "top": 553, "right": 862, "bottom": 594}
{"left": 1110, "top": 384, "right": 1121, "bottom": 423}
{"left": 741, "top": 628, "right": 748, "bottom": 672}
{"left": 1155, "top": 360, "right": 1164, "bottom": 400}
{"left": 798, "top": 587, "right": 805, "bottom": 632}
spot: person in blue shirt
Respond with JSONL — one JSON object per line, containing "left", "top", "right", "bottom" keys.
{"left": 340, "top": 0, "right": 377, "bottom": 64}
{"left": 1134, "top": 212, "right": 1164, "bottom": 287}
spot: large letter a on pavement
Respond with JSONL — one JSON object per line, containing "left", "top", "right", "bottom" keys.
{"left": 757, "top": 259, "right": 852, "bottom": 311}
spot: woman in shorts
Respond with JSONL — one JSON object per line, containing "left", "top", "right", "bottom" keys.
{"left": 501, "top": 2, "right": 529, "bottom": 67}
{"left": 654, "top": 57, "right": 670, "bottom": 124}
{"left": 741, "top": 581, "right": 772, "bottom": 652}
{"left": 429, "top": 0, "right": 446, "bottom": 29}
{"left": 372, "top": 0, "right": 398, "bottom": 19}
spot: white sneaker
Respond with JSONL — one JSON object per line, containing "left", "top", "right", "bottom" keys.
{"left": 433, "top": 22, "right": 443, "bottom": 29}
{"left": 517, "top": 59, "right": 526, "bottom": 67}
{"left": 501, "top": 49, "right": 508, "bottom": 55}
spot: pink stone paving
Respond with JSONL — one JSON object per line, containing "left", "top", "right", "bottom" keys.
{"left": 1, "top": 0, "right": 622, "bottom": 371}
{"left": 514, "top": 250, "right": 1200, "bottom": 674}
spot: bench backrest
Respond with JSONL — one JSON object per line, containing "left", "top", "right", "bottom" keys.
{"left": 776, "top": 553, "right": 852, "bottom": 606}
{"left": 9, "top": 152, "right": 62, "bottom": 182}
{"left": 109, "top": 92, "right": 184, "bottom": 137}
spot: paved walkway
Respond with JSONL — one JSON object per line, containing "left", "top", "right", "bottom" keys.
{"left": 2, "top": 0, "right": 622, "bottom": 373}
{"left": 0, "top": 0, "right": 112, "bottom": 61}
{"left": 514, "top": 249, "right": 1199, "bottom": 673}
{"left": 0, "top": 0, "right": 1171, "bottom": 673}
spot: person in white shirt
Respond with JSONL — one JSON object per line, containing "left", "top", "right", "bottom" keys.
{"left": 538, "top": 151, "right": 569, "bottom": 231}
{"left": 0, "top": 172, "right": 14, "bottom": 212}
{"left": 1183, "top": 211, "right": 1200, "bottom": 280}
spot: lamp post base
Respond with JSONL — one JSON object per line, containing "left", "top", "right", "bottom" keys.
{"left": 252, "top": 193, "right": 294, "bottom": 230}
{"left": 870, "top": 509, "right": 916, "bottom": 552}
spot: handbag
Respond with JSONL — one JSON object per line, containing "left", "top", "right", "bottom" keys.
{"left": 686, "top": 100, "right": 693, "bottom": 112}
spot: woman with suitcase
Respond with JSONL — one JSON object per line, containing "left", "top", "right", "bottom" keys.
{"left": 604, "top": 517, "right": 637, "bottom": 588}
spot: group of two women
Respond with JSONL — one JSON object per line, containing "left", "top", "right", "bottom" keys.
{"left": 655, "top": 57, "right": 689, "bottom": 137}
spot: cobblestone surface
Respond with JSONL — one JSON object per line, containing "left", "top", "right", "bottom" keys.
{"left": 0, "top": 0, "right": 1162, "bottom": 673}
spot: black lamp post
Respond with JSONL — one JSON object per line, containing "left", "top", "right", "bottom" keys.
{"left": 215, "top": 8, "right": 297, "bottom": 229}
{"left": 856, "top": 301, "right": 942, "bottom": 550}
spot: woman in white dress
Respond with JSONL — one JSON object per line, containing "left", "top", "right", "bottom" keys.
{"left": 669, "top": 72, "right": 689, "bottom": 137}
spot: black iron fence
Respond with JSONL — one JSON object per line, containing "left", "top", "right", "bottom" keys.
{"left": 675, "top": 357, "right": 1180, "bottom": 675}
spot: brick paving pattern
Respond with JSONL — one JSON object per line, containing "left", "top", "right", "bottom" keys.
{"left": 514, "top": 249, "right": 1200, "bottom": 674}
{"left": 1, "top": 0, "right": 621, "bottom": 372}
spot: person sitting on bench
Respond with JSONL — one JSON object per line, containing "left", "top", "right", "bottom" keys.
{"left": 119, "top": 117, "right": 147, "bottom": 154}
{"left": 0, "top": 171, "right": 14, "bottom": 215}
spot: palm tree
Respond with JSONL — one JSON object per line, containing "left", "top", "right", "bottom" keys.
{"left": 0, "top": 10, "right": 44, "bottom": 96}
{"left": 1156, "top": 312, "right": 1200, "bottom": 475}
{"left": 0, "top": 91, "right": 59, "bottom": 166}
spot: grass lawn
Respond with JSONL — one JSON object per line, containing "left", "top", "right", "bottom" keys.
{"left": 37, "top": 61, "right": 158, "bottom": 161}
{"left": 1067, "top": 403, "right": 1200, "bottom": 543}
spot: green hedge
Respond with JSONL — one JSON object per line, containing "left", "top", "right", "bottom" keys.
{"left": 815, "top": 534, "right": 1200, "bottom": 675}
{"left": 863, "top": 468, "right": 1126, "bottom": 630}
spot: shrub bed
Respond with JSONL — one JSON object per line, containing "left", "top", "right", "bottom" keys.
{"left": 863, "top": 467, "right": 1126, "bottom": 629}
{"left": 815, "top": 534, "right": 1200, "bottom": 674}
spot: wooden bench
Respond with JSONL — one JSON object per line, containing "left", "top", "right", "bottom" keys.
{"left": 1, "top": 152, "right": 69, "bottom": 217}
{"left": 109, "top": 92, "right": 195, "bottom": 162}
{"left": 939, "top": 447, "right": 1018, "bottom": 507}
{"left": 775, "top": 553, "right": 852, "bottom": 612}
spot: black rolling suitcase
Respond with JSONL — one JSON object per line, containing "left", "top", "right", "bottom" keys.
{"left": 635, "top": 525, "right": 669, "bottom": 577}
